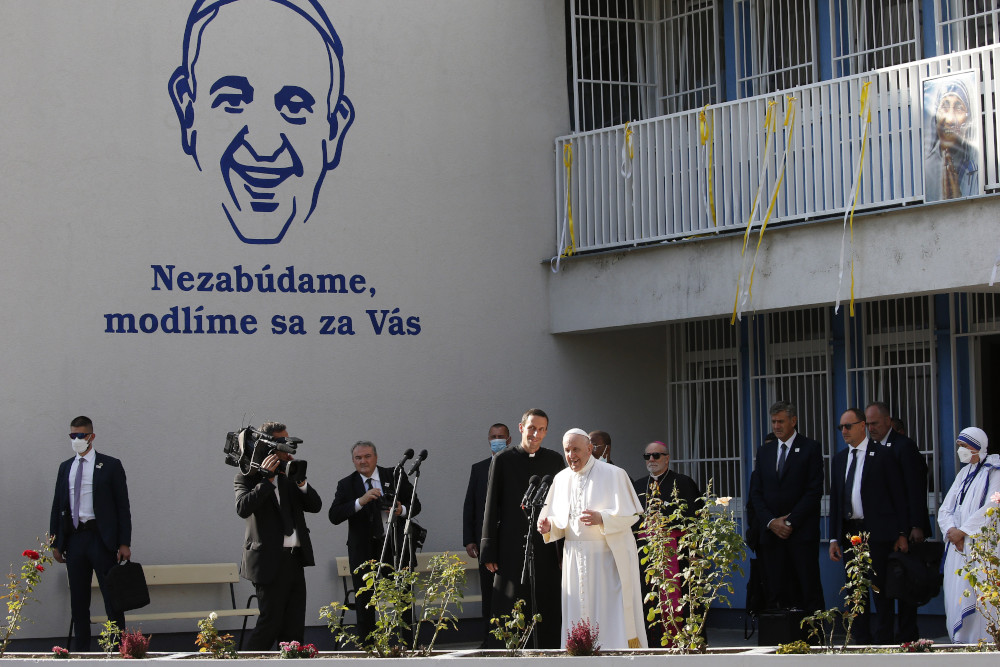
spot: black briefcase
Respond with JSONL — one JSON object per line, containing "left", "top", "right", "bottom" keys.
{"left": 757, "top": 609, "right": 807, "bottom": 646}
{"left": 103, "top": 561, "right": 150, "bottom": 613}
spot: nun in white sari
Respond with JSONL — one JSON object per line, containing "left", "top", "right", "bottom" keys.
{"left": 939, "top": 426, "right": 1000, "bottom": 643}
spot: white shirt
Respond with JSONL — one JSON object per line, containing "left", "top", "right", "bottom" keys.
{"left": 273, "top": 478, "right": 310, "bottom": 548}
{"left": 845, "top": 438, "right": 869, "bottom": 521}
{"left": 69, "top": 448, "right": 97, "bottom": 522}
{"left": 353, "top": 468, "right": 408, "bottom": 521}
{"left": 776, "top": 432, "right": 798, "bottom": 471}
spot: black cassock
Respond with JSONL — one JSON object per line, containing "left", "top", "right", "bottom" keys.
{"left": 480, "top": 445, "right": 564, "bottom": 648}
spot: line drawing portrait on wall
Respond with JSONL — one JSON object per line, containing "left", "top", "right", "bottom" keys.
{"left": 922, "top": 70, "right": 981, "bottom": 204}
{"left": 169, "top": 0, "right": 355, "bottom": 245}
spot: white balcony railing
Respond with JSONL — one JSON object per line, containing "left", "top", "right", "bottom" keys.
{"left": 554, "top": 44, "right": 1000, "bottom": 255}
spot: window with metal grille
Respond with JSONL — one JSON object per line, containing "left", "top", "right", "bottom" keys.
{"left": 936, "top": 0, "right": 1000, "bottom": 53}
{"left": 569, "top": 0, "right": 721, "bottom": 132}
{"left": 829, "top": 0, "right": 921, "bottom": 76}
{"left": 734, "top": 0, "right": 817, "bottom": 98}
{"left": 749, "top": 309, "right": 835, "bottom": 531}
{"left": 846, "top": 296, "right": 938, "bottom": 532}
{"left": 666, "top": 318, "right": 743, "bottom": 505}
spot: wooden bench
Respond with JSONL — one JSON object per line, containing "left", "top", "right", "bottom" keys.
{"left": 77, "top": 563, "right": 259, "bottom": 648}
{"left": 334, "top": 551, "right": 482, "bottom": 624}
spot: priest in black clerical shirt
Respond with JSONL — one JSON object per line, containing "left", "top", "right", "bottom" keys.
{"left": 632, "top": 439, "right": 702, "bottom": 647}
{"left": 480, "top": 408, "right": 564, "bottom": 648}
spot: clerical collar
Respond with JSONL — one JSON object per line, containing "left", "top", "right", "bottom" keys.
{"left": 574, "top": 455, "right": 597, "bottom": 476}
{"left": 518, "top": 445, "right": 537, "bottom": 458}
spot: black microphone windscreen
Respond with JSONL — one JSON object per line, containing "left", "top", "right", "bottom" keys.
{"left": 403, "top": 448, "right": 415, "bottom": 459}
{"left": 417, "top": 449, "right": 428, "bottom": 461}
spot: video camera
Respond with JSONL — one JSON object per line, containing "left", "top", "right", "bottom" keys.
{"left": 224, "top": 426, "right": 308, "bottom": 485}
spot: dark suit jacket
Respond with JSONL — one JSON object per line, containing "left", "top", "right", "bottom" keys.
{"left": 882, "top": 430, "right": 931, "bottom": 534}
{"left": 235, "top": 471, "right": 322, "bottom": 585}
{"left": 829, "top": 440, "right": 908, "bottom": 543}
{"left": 748, "top": 432, "right": 824, "bottom": 544}
{"left": 329, "top": 466, "right": 421, "bottom": 569}
{"left": 462, "top": 457, "right": 491, "bottom": 547}
{"left": 50, "top": 452, "right": 131, "bottom": 554}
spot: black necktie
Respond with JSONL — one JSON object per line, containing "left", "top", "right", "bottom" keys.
{"left": 777, "top": 443, "right": 788, "bottom": 479}
{"left": 278, "top": 477, "right": 295, "bottom": 536}
{"left": 844, "top": 449, "right": 859, "bottom": 519}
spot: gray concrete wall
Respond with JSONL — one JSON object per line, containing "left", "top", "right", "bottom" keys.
{"left": 549, "top": 197, "right": 1000, "bottom": 332}
{"left": 0, "top": 0, "right": 666, "bottom": 639}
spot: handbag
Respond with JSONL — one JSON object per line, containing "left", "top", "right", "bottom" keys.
{"left": 103, "top": 560, "right": 150, "bottom": 612}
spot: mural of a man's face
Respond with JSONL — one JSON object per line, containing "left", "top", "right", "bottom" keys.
{"left": 170, "top": 0, "right": 354, "bottom": 244}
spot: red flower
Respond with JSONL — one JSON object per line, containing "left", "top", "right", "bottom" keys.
{"left": 36, "top": 565, "right": 45, "bottom": 572}
{"left": 22, "top": 550, "right": 40, "bottom": 560}
{"left": 850, "top": 535, "right": 862, "bottom": 546}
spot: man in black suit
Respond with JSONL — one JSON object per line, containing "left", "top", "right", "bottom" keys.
{"left": 865, "top": 401, "right": 929, "bottom": 642}
{"left": 632, "top": 439, "right": 702, "bottom": 647}
{"left": 829, "top": 408, "right": 909, "bottom": 644}
{"left": 329, "top": 441, "right": 421, "bottom": 645}
{"left": 49, "top": 416, "right": 131, "bottom": 651}
{"left": 463, "top": 423, "right": 509, "bottom": 646}
{"left": 235, "top": 421, "right": 323, "bottom": 650}
{"left": 747, "top": 401, "right": 825, "bottom": 614}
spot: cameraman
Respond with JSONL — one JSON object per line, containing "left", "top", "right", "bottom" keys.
{"left": 235, "top": 422, "right": 322, "bottom": 650}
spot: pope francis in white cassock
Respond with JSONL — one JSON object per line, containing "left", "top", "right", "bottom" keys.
{"left": 538, "top": 428, "right": 648, "bottom": 649}
{"left": 939, "top": 426, "right": 1000, "bottom": 644}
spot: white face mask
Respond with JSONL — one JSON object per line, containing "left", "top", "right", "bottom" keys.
{"left": 71, "top": 436, "right": 90, "bottom": 455}
{"left": 958, "top": 447, "right": 976, "bottom": 464}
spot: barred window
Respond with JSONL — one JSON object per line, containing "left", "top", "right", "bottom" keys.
{"left": 830, "top": 0, "right": 920, "bottom": 76}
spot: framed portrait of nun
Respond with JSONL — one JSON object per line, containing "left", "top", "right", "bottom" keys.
{"left": 922, "top": 70, "right": 982, "bottom": 203}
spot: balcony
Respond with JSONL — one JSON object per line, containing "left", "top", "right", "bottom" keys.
{"left": 553, "top": 44, "right": 1000, "bottom": 256}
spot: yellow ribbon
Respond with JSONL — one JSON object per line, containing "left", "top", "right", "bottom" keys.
{"left": 562, "top": 144, "right": 576, "bottom": 258}
{"left": 732, "top": 97, "right": 797, "bottom": 324}
{"left": 835, "top": 82, "right": 872, "bottom": 317}
{"left": 698, "top": 105, "right": 718, "bottom": 226}
{"left": 620, "top": 122, "right": 635, "bottom": 180}
{"left": 625, "top": 122, "right": 634, "bottom": 160}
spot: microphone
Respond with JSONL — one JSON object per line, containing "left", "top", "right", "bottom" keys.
{"left": 530, "top": 474, "right": 553, "bottom": 506}
{"left": 406, "top": 449, "right": 428, "bottom": 475}
{"left": 520, "top": 475, "right": 541, "bottom": 509}
{"left": 395, "top": 448, "right": 415, "bottom": 471}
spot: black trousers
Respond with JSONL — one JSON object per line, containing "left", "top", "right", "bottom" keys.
{"left": 248, "top": 550, "right": 307, "bottom": 651}
{"left": 841, "top": 527, "right": 894, "bottom": 645}
{"left": 65, "top": 527, "right": 124, "bottom": 651}
{"left": 759, "top": 538, "right": 825, "bottom": 614}
{"left": 477, "top": 562, "right": 494, "bottom": 643}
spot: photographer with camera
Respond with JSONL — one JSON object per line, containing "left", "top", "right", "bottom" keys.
{"left": 234, "top": 421, "right": 322, "bottom": 651}
{"left": 329, "top": 441, "right": 421, "bottom": 646}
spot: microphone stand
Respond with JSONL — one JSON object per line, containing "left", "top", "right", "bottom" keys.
{"left": 519, "top": 492, "right": 546, "bottom": 650}
{"left": 376, "top": 464, "right": 408, "bottom": 581}
{"left": 396, "top": 465, "right": 424, "bottom": 571}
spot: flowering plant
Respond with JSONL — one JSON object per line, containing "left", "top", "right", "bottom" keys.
{"left": 900, "top": 638, "right": 934, "bottom": 653}
{"left": 802, "top": 532, "right": 873, "bottom": 651}
{"left": 279, "top": 640, "right": 318, "bottom": 658}
{"left": 565, "top": 618, "right": 600, "bottom": 656}
{"left": 957, "top": 491, "right": 1000, "bottom": 650}
{"left": 195, "top": 612, "right": 237, "bottom": 658}
{"left": 51, "top": 646, "right": 70, "bottom": 659}
{"left": 120, "top": 627, "right": 151, "bottom": 659}
{"left": 489, "top": 598, "right": 541, "bottom": 657}
{"left": 638, "top": 482, "right": 745, "bottom": 653}
{"left": 1, "top": 539, "right": 54, "bottom": 657}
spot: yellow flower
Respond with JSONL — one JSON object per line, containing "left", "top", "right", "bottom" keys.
{"left": 850, "top": 535, "right": 862, "bottom": 546}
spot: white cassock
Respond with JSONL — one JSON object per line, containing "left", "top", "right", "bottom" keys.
{"left": 938, "top": 454, "right": 1000, "bottom": 643}
{"left": 540, "top": 457, "right": 648, "bottom": 649}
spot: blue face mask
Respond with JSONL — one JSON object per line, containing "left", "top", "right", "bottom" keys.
{"left": 489, "top": 438, "right": 507, "bottom": 454}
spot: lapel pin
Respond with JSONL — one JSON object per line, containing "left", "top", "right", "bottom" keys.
{"left": 868, "top": 451, "right": 875, "bottom": 457}
{"left": 794, "top": 448, "right": 800, "bottom": 453}
{"left": 95, "top": 462, "right": 104, "bottom": 469}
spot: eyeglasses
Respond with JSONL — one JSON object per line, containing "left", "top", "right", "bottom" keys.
{"left": 69, "top": 433, "right": 91, "bottom": 440}
{"left": 642, "top": 453, "right": 667, "bottom": 460}
{"left": 838, "top": 421, "right": 863, "bottom": 430}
